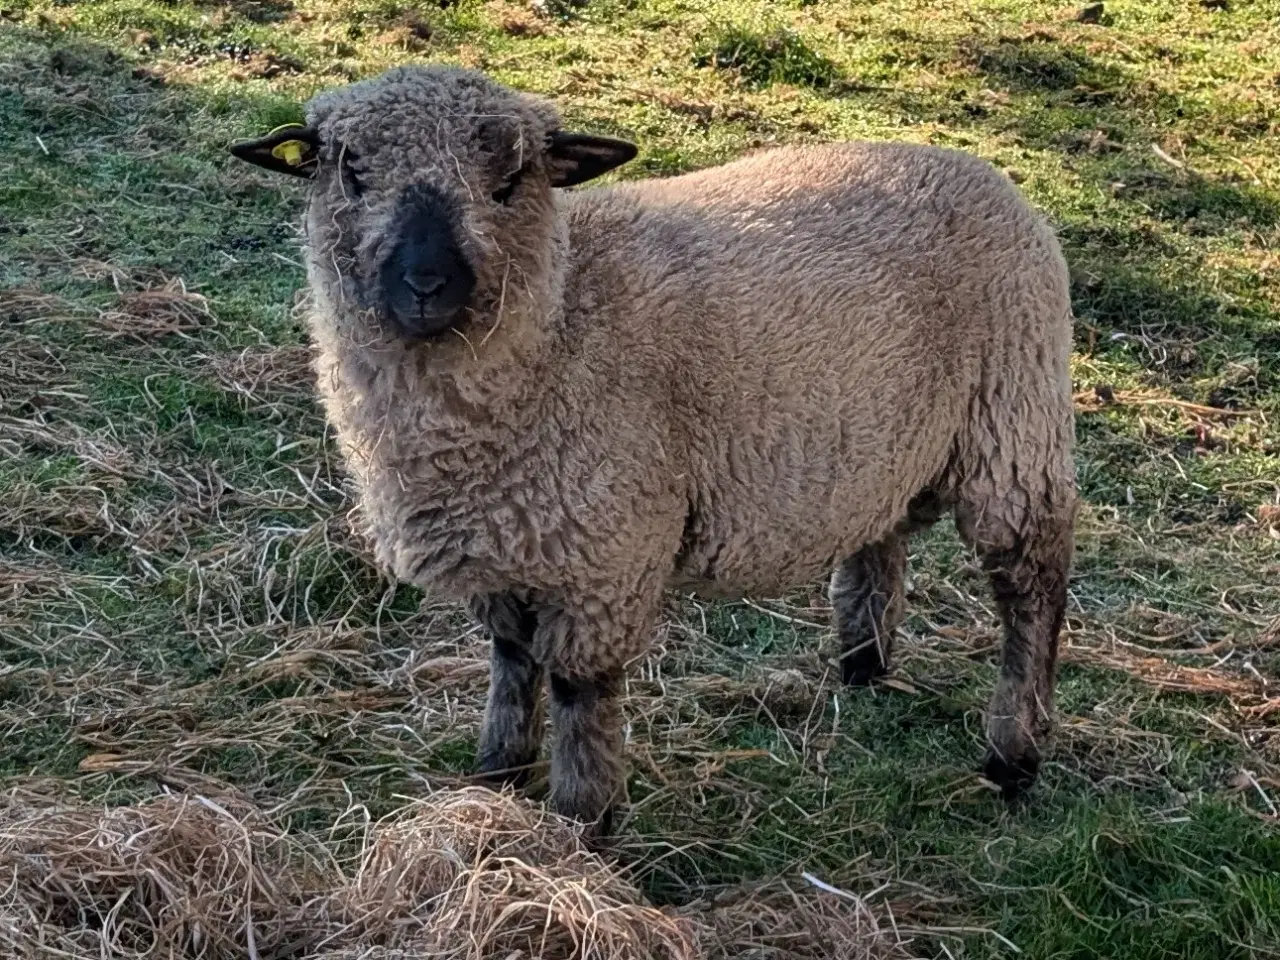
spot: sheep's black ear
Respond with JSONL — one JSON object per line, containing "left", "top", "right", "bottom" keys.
{"left": 229, "top": 124, "right": 320, "bottom": 179}
{"left": 546, "top": 131, "right": 637, "bottom": 188}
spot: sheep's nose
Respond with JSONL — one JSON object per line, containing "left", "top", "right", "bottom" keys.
{"left": 403, "top": 270, "right": 448, "bottom": 304}
{"left": 377, "top": 184, "right": 476, "bottom": 339}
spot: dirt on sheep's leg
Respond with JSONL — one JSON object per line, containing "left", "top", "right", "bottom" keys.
{"left": 548, "top": 671, "right": 623, "bottom": 840}
{"left": 970, "top": 513, "right": 1074, "bottom": 801}
{"left": 832, "top": 534, "right": 907, "bottom": 685}
{"left": 470, "top": 593, "right": 544, "bottom": 788}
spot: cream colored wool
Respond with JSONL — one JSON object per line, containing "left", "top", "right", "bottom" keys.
{"left": 263, "top": 64, "right": 1076, "bottom": 831}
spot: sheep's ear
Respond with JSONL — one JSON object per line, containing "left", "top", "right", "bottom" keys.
{"left": 229, "top": 124, "right": 320, "bottom": 179}
{"left": 546, "top": 131, "right": 637, "bottom": 188}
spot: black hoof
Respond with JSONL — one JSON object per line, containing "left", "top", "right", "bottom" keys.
{"left": 580, "top": 805, "right": 616, "bottom": 852}
{"left": 982, "top": 750, "right": 1040, "bottom": 802}
{"left": 840, "top": 650, "right": 889, "bottom": 686}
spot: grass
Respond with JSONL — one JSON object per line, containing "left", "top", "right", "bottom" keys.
{"left": 1, "top": 0, "right": 1279, "bottom": 956}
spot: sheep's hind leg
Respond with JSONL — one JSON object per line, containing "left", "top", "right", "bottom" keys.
{"left": 470, "top": 593, "right": 544, "bottom": 788}
{"left": 832, "top": 535, "right": 908, "bottom": 685}
{"left": 956, "top": 498, "right": 1074, "bottom": 801}
{"left": 833, "top": 492, "right": 946, "bottom": 685}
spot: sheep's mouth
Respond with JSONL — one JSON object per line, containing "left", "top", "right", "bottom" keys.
{"left": 384, "top": 300, "right": 471, "bottom": 342}
{"left": 379, "top": 260, "right": 476, "bottom": 340}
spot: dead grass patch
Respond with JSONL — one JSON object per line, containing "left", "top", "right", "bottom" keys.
{"left": 209, "top": 344, "right": 314, "bottom": 401}
{"left": 0, "top": 789, "right": 319, "bottom": 960}
{"left": 334, "top": 789, "right": 697, "bottom": 959}
{"left": 229, "top": 50, "right": 305, "bottom": 81}
{"left": 0, "top": 785, "right": 909, "bottom": 960}
{"left": 1064, "top": 644, "right": 1272, "bottom": 704}
{"left": 0, "top": 474, "right": 197, "bottom": 556}
{"left": 687, "top": 878, "right": 916, "bottom": 960}
{"left": 0, "top": 336, "right": 87, "bottom": 424}
{"left": 371, "top": 26, "right": 432, "bottom": 53}
{"left": 70, "top": 258, "right": 173, "bottom": 292}
{"left": 488, "top": 1, "right": 545, "bottom": 37}
{"left": 0, "top": 482, "right": 123, "bottom": 544}
{"left": 96, "top": 277, "right": 214, "bottom": 340}
{"left": 0, "top": 418, "right": 143, "bottom": 481}
{"left": 1073, "top": 385, "right": 1259, "bottom": 419}
{"left": 1055, "top": 714, "right": 1176, "bottom": 789}
{"left": 0, "top": 287, "right": 85, "bottom": 324}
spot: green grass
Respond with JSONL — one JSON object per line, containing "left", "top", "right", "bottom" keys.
{"left": 2, "top": 0, "right": 1279, "bottom": 956}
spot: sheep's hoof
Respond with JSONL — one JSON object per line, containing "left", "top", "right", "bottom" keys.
{"left": 579, "top": 805, "right": 616, "bottom": 852}
{"left": 839, "top": 651, "right": 889, "bottom": 687}
{"left": 982, "top": 748, "right": 1040, "bottom": 802}
{"left": 474, "top": 752, "right": 536, "bottom": 790}
{"left": 548, "top": 792, "right": 617, "bottom": 849}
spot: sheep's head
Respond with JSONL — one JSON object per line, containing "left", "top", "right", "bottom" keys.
{"left": 230, "top": 65, "right": 636, "bottom": 341}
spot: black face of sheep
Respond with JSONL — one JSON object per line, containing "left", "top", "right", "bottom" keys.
{"left": 375, "top": 184, "right": 477, "bottom": 340}
{"left": 228, "top": 68, "right": 638, "bottom": 342}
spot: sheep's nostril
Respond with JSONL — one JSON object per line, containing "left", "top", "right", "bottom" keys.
{"left": 403, "top": 271, "right": 447, "bottom": 302}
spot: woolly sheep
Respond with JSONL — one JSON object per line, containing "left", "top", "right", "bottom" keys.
{"left": 231, "top": 64, "right": 1077, "bottom": 835}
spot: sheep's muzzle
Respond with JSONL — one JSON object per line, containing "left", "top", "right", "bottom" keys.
{"left": 377, "top": 184, "right": 477, "bottom": 340}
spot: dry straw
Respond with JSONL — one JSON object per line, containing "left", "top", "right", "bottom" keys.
{"left": 0, "top": 784, "right": 906, "bottom": 960}
{"left": 96, "top": 277, "right": 214, "bottom": 341}
{"left": 0, "top": 787, "right": 318, "bottom": 960}
{"left": 328, "top": 788, "right": 698, "bottom": 960}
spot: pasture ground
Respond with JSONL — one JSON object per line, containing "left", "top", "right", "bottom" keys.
{"left": 1, "top": 0, "right": 1279, "bottom": 955}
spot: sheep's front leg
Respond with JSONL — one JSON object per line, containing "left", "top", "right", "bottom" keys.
{"left": 548, "top": 670, "right": 624, "bottom": 837}
{"left": 470, "top": 592, "right": 543, "bottom": 787}
{"left": 538, "top": 598, "right": 654, "bottom": 837}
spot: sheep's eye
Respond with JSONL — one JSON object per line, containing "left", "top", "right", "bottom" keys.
{"left": 492, "top": 165, "right": 526, "bottom": 205}
{"left": 339, "top": 148, "right": 367, "bottom": 198}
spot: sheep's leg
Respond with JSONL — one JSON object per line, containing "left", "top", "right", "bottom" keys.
{"left": 469, "top": 592, "right": 544, "bottom": 787}
{"left": 547, "top": 670, "right": 624, "bottom": 837}
{"left": 832, "top": 535, "right": 907, "bottom": 685}
{"left": 532, "top": 592, "right": 661, "bottom": 838}
{"left": 833, "top": 491, "right": 946, "bottom": 685}
{"left": 956, "top": 501, "right": 1074, "bottom": 800}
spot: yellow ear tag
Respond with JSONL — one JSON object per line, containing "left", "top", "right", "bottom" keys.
{"left": 266, "top": 123, "right": 311, "bottom": 167}
{"left": 271, "top": 139, "right": 308, "bottom": 166}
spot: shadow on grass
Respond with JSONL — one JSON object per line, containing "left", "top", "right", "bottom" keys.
{"left": 967, "top": 31, "right": 1127, "bottom": 93}
{"left": 852, "top": 32, "right": 1277, "bottom": 349}
{"left": 1064, "top": 220, "right": 1280, "bottom": 352}
{"left": 1, "top": 25, "right": 310, "bottom": 294}
{"left": 958, "top": 34, "right": 1279, "bottom": 385}
{"left": 693, "top": 21, "right": 840, "bottom": 90}
{"left": 1, "top": 27, "right": 333, "bottom": 561}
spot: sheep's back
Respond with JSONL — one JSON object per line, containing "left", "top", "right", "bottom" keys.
{"left": 563, "top": 142, "right": 1070, "bottom": 594}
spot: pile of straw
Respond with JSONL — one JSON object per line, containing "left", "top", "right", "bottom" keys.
{"left": 0, "top": 788, "right": 312, "bottom": 959}
{"left": 0, "top": 784, "right": 905, "bottom": 960}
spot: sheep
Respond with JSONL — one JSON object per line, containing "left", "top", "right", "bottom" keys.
{"left": 230, "top": 64, "right": 1077, "bottom": 836}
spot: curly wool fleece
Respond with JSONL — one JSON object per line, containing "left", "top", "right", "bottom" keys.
{"left": 268, "top": 64, "right": 1077, "bottom": 831}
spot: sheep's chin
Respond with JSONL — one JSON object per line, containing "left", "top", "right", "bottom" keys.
{"left": 383, "top": 308, "right": 468, "bottom": 343}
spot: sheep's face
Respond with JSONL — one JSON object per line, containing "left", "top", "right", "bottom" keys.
{"left": 230, "top": 66, "right": 636, "bottom": 342}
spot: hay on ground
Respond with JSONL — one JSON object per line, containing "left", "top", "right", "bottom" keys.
{"left": 687, "top": 878, "right": 902, "bottom": 960}
{"left": 209, "top": 345, "right": 315, "bottom": 401}
{"left": 0, "top": 784, "right": 907, "bottom": 960}
{"left": 331, "top": 787, "right": 697, "bottom": 959}
{"left": 96, "top": 277, "right": 213, "bottom": 340}
{"left": 0, "top": 789, "right": 319, "bottom": 960}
